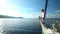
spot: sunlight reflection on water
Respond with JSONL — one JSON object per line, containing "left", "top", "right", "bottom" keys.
{"left": 0, "top": 18, "right": 41, "bottom": 34}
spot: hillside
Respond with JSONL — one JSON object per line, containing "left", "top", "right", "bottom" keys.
{"left": 0, "top": 15, "right": 23, "bottom": 18}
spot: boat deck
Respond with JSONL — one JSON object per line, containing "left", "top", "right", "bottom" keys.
{"left": 40, "top": 21, "right": 60, "bottom": 34}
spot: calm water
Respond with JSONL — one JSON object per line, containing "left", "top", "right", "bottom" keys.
{"left": 0, "top": 18, "right": 42, "bottom": 34}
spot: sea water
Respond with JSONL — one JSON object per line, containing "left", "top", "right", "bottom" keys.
{"left": 0, "top": 18, "right": 42, "bottom": 34}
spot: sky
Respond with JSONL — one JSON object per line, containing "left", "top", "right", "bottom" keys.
{"left": 0, "top": 0, "right": 60, "bottom": 18}
{"left": 46, "top": 0, "right": 60, "bottom": 18}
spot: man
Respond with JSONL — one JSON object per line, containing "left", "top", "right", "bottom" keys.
{"left": 39, "top": 9, "right": 45, "bottom": 24}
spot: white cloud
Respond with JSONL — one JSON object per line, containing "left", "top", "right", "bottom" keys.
{"left": 46, "top": 14, "right": 55, "bottom": 18}
{"left": 45, "top": 10, "right": 60, "bottom": 18}
{"left": 55, "top": 10, "right": 60, "bottom": 13}
{"left": 0, "top": 0, "right": 9, "bottom": 8}
{"left": 23, "top": 8, "right": 34, "bottom": 11}
{"left": 0, "top": 8, "right": 35, "bottom": 18}
{"left": 33, "top": 0, "right": 38, "bottom": 2}
{"left": 46, "top": 14, "right": 60, "bottom": 18}
{"left": 0, "top": 0, "right": 20, "bottom": 17}
{"left": 0, "top": 0, "right": 40, "bottom": 18}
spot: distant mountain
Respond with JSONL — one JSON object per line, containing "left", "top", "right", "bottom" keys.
{"left": 17, "top": 17, "right": 23, "bottom": 18}
{"left": 0, "top": 15, "right": 23, "bottom": 18}
{"left": 0, "top": 15, "right": 15, "bottom": 18}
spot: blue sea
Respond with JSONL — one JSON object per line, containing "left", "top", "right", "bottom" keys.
{"left": 0, "top": 18, "right": 60, "bottom": 34}
{"left": 0, "top": 18, "right": 42, "bottom": 34}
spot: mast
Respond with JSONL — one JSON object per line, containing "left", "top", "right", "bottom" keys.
{"left": 44, "top": 0, "right": 48, "bottom": 20}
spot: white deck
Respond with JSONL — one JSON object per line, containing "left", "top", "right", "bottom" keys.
{"left": 40, "top": 21, "right": 60, "bottom": 34}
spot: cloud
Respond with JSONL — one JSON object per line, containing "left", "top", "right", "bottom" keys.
{"left": 55, "top": 10, "right": 60, "bottom": 13}
{"left": 0, "top": 0, "right": 39, "bottom": 18}
{"left": 44, "top": 10, "right": 60, "bottom": 18}
{"left": 46, "top": 14, "right": 55, "bottom": 18}
{"left": 0, "top": 0, "right": 20, "bottom": 17}
{"left": 0, "top": 8, "right": 35, "bottom": 18}
{"left": 23, "top": 8, "right": 34, "bottom": 11}
{"left": 32, "top": 0, "right": 38, "bottom": 2}
{"left": 46, "top": 14, "right": 60, "bottom": 18}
